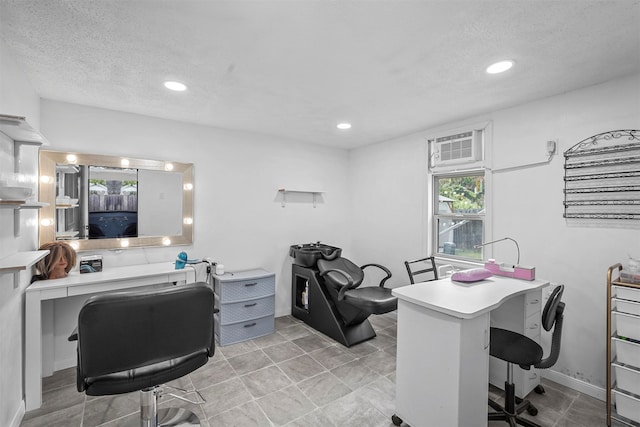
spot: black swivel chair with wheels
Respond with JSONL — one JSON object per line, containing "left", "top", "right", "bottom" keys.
{"left": 68, "top": 282, "right": 215, "bottom": 427}
{"left": 404, "top": 256, "right": 438, "bottom": 284}
{"left": 488, "top": 284, "right": 565, "bottom": 427}
{"left": 312, "top": 257, "right": 397, "bottom": 346}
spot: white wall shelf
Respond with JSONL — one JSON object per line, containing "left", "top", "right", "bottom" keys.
{"left": 277, "top": 188, "right": 325, "bottom": 208}
{"left": 0, "top": 114, "right": 49, "bottom": 237}
{"left": 0, "top": 200, "right": 49, "bottom": 210}
{"left": 0, "top": 250, "right": 49, "bottom": 273}
{"left": 0, "top": 250, "right": 49, "bottom": 289}
{"left": 0, "top": 114, "right": 49, "bottom": 146}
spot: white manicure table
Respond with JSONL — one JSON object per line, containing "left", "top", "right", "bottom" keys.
{"left": 392, "top": 275, "right": 549, "bottom": 427}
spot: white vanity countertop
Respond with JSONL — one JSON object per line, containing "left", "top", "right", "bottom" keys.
{"left": 26, "top": 262, "right": 193, "bottom": 293}
{"left": 392, "top": 275, "right": 549, "bottom": 319}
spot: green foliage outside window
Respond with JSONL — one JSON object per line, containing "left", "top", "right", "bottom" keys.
{"left": 438, "top": 175, "right": 484, "bottom": 212}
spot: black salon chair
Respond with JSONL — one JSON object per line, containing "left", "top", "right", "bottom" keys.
{"left": 313, "top": 257, "right": 397, "bottom": 346}
{"left": 404, "top": 256, "right": 438, "bottom": 284}
{"left": 488, "top": 285, "right": 565, "bottom": 427}
{"left": 68, "top": 282, "right": 215, "bottom": 427}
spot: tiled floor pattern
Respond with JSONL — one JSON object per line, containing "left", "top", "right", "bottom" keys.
{"left": 21, "top": 313, "right": 610, "bottom": 426}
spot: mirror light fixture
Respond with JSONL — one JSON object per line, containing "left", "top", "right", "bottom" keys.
{"left": 486, "top": 60, "right": 514, "bottom": 74}
{"left": 120, "top": 239, "right": 130, "bottom": 248}
{"left": 121, "top": 158, "right": 130, "bottom": 167}
{"left": 164, "top": 81, "right": 187, "bottom": 92}
{"left": 66, "top": 154, "right": 77, "bottom": 163}
{"left": 183, "top": 183, "right": 193, "bottom": 191}
{"left": 183, "top": 217, "right": 193, "bottom": 225}
{"left": 40, "top": 176, "right": 53, "bottom": 184}
{"left": 165, "top": 163, "right": 174, "bottom": 171}
{"left": 337, "top": 122, "right": 352, "bottom": 130}
{"left": 162, "top": 238, "right": 172, "bottom": 246}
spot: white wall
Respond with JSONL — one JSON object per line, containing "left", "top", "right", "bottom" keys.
{"left": 0, "top": 43, "right": 41, "bottom": 427}
{"left": 40, "top": 99, "right": 352, "bottom": 318}
{"left": 349, "top": 73, "right": 640, "bottom": 395}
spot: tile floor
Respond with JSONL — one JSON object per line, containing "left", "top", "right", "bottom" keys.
{"left": 21, "top": 313, "right": 610, "bottom": 427}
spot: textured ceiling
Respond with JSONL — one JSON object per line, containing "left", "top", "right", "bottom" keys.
{"left": 1, "top": 0, "right": 639, "bottom": 149}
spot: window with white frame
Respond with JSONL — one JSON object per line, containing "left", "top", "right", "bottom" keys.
{"left": 433, "top": 171, "right": 485, "bottom": 261}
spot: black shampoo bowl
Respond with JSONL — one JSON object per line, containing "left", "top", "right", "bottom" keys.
{"left": 289, "top": 243, "right": 341, "bottom": 268}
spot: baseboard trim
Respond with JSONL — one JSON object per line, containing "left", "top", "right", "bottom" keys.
{"left": 10, "top": 400, "right": 25, "bottom": 427}
{"left": 54, "top": 357, "right": 76, "bottom": 372}
{"left": 541, "top": 370, "right": 606, "bottom": 401}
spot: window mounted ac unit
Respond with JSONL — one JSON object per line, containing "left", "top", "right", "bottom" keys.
{"left": 432, "top": 130, "right": 482, "bottom": 167}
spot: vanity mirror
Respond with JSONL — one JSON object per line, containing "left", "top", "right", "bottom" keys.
{"left": 39, "top": 150, "right": 193, "bottom": 251}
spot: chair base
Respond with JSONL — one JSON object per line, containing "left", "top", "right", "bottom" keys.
{"left": 488, "top": 381, "right": 541, "bottom": 427}
{"left": 118, "top": 387, "right": 203, "bottom": 427}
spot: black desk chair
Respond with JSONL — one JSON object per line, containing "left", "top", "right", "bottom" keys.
{"left": 69, "top": 282, "right": 215, "bottom": 427}
{"left": 488, "top": 284, "right": 565, "bottom": 427}
{"left": 404, "top": 256, "right": 438, "bottom": 284}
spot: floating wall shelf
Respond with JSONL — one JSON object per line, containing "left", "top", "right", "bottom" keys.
{"left": 278, "top": 189, "right": 325, "bottom": 208}
{"left": 0, "top": 250, "right": 49, "bottom": 288}
{"left": 0, "top": 114, "right": 49, "bottom": 237}
{"left": 0, "top": 114, "right": 49, "bottom": 146}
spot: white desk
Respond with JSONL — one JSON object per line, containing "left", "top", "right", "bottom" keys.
{"left": 392, "top": 275, "right": 549, "bottom": 427}
{"left": 24, "top": 262, "right": 196, "bottom": 411}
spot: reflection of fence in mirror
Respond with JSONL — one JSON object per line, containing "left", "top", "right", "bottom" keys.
{"left": 88, "top": 166, "right": 139, "bottom": 239}
{"left": 138, "top": 169, "right": 183, "bottom": 237}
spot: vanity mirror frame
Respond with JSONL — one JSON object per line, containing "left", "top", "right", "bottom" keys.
{"left": 39, "top": 150, "right": 194, "bottom": 251}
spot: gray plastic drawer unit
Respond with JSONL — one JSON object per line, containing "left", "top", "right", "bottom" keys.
{"left": 213, "top": 268, "right": 275, "bottom": 346}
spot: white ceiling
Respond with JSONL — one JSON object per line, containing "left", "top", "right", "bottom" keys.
{"left": 1, "top": 0, "right": 639, "bottom": 149}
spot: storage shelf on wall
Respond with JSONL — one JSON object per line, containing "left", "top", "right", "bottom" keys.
{"left": 278, "top": 188, "right": 325, "bottom": 208}
{"left": 0, "top": 250, "right": 49, "bottom": 289}
{"left": 0, "top": 114, "right": 49, "bottom": 237}
{"left": 0, "top": 114, "right": 49, "bottom": 145}
{"left": 563, "top": 130, "right": 640, "bottom": 222}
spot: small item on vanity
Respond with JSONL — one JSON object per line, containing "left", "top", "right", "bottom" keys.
{"left": 175, "top": 251, "right": 188, "bottom": 269}
{"left": 215, "top": 263, "right": 225, "bottom": 275}
{"left": 79, "top": 255, "right": 103, "bottom": 274}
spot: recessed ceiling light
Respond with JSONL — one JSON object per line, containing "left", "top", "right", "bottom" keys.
{"left": 164, "top": 81, "right": 187, "bottom": 91}
{"left": 337, "top": 122, "right": 352, "bottom": 130}
{"left": 486, "top": 60, "right": 514, "bottom": 74}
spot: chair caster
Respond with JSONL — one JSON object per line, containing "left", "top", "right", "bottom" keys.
{"left": 534, "top": 384, "right": 545, "bottom": 394}
{"left": 392, "top": 414, "right": 403, "bottom": 426}
{"left": 527, "top": 405, "right": 539, "bottom": 416}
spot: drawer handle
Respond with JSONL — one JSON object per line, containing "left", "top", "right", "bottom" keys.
{"left": 244, "top": 303, "right": 257, "bottom": 307}
{"left": 529, "top": 299, "right": 540, "bottom": 305}
{"left": 244, "top": 322, "right": 257, "bottom": 328}
{"left": 528, "top": 323, "right": 539, "bottom": 329}
{"left": 245, "top": 282, "right": 258, "bottom": 287}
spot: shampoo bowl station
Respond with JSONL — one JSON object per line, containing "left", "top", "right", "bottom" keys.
{"left": 290, "top": 243, "right": 397, "bottom": 347}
